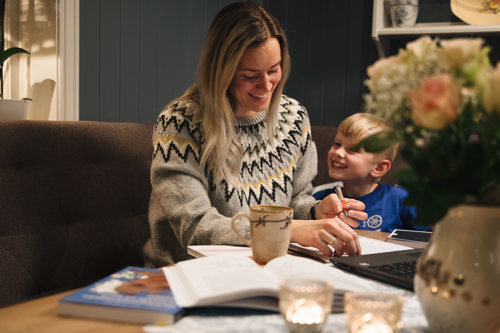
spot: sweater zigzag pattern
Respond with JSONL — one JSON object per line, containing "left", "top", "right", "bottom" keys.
{"left": 152, "top": 95, "right": 313, "bottom": 207}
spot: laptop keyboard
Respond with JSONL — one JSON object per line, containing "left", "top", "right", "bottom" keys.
{"left": 371, "top": 260, "right": 416, "bottom": 279}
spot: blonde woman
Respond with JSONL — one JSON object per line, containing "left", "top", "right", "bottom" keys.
{"left": 143, "top": 1, "right": 367, "bottom": 266}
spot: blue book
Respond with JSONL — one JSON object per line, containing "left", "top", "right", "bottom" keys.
{"left": 58, "top": 266, "right": 186, "bottom": 325}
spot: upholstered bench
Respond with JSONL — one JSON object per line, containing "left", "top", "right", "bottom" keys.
{"left": 0, "top": 120, "right": 402, "bottom": 308}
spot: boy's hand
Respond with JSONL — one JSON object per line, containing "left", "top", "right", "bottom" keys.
{"left": 315, "top": 194, "right": 367, "bottom": 227}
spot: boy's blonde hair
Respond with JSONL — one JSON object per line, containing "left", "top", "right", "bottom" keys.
{"left": 338, "top": 113, "right": 399, "bottom": 163}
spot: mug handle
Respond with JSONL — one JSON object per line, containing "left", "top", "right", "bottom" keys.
{"left": 231, "top": 212, "right": 251, "bottom": 246}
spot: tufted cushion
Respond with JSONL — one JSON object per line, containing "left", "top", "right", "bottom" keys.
{"left": 0, "top": 121, "right": 153, "bottom": 307}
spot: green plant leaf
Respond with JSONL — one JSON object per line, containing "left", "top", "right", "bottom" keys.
{"left": 352, "top": 130, "right": 400, "bottom": 153}
{"left": 0, "top": 47, "right": 30, "bottom": 66}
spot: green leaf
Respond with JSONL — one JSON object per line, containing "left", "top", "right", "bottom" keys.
{"left": 0, "top": 47, "right": 30, "bottom": 65}
{"left": 352, "top": 130, "right": 400, "bottom": 153}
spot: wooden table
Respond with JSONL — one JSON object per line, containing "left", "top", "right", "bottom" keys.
{"left": 355, "top": 229, "right": 389, "bottom": 242}
{"left": 0, "top": 230, "right": 390, "bottom": 333}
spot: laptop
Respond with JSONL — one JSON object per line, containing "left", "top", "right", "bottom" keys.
{"left": 331, "top": 249, "right": 424, "bottom": 291}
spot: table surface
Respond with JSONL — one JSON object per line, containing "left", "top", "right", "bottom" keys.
{"left": 0, "top": 230, "right": 429, "bottom": 333}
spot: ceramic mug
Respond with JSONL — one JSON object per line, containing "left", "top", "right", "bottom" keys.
{"left": 231, "top": 205, "right": 293, "bottom": 264}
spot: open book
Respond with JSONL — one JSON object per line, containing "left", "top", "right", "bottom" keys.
{"left": 164, "top": 254, "right": 375, "bottom": 313}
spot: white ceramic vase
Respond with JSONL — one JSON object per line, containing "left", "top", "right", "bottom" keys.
{"left": 414, "top": 204, "right": 500, "bottom": 333}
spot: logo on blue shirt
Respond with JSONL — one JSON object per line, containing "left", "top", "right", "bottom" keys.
{"left": 364, "top": 214, "right": 383, "bottom": 229}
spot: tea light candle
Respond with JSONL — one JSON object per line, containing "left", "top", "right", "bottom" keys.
{"left": 279, "top": 278, "right": 333, "bottom": 333}
{"left": 344, "top": 292, "right": 403, "bottom": 333}
{"left": 350, "top": 313, "right": 393, "bottom": 333}
{"left": 286, "top": 298, "right": 324, "bottom": 325}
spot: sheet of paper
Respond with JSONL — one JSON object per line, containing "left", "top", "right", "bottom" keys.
{"left": 188, "top": 236, "right": 412, "bottom": 261}
{"left": 358, "top": 236, "right": 413, "bottom": 254}
{"left": 289, "top": 236, "right": 413, "bottom": 262}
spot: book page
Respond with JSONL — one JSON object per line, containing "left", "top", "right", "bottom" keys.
{"left": 187, "top": 245, "right": 253, "bottom": 258}
{"left": 164, "top": 254, "right": 280, "bottom": 307}
{"left": 263, "top": 255, "right": 375, "bottom": 293}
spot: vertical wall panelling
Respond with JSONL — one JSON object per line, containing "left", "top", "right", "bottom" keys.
{"left": 79, "top": 0, "right": 100, "bottom": 120}
{"left": 137, "top": 0, "right": 159, "bottom": 123}
{"left": 79, "top": 0, "right": 378, "bottom": 125}
{"left": 155, "top": 0, "right": 178, "bottom": 121}
{"left": 267, "top": 0, "right": 378, "bottom": 126}
{"left": 99, "top": 0, "right": 121, "bottom": 121}
{"left": 344, "top": 1, "right": 376, "bottom": 122}
{"left": 120, "top": 0, "right": 141, "bottom": 122}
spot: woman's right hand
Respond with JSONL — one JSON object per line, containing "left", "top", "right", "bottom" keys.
{"left": 290, "top": 218, "right": 362, "bottom": 257}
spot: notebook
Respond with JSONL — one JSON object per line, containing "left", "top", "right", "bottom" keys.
{"left": 331, "top": 249, "right": 424, "bottom": 291}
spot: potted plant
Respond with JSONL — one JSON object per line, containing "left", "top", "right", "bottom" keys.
{"left": 0, "top": 0, "right": 30, "bottom": 120}
{"left": 357, "top": 36, "right": 499, "bottom": 332}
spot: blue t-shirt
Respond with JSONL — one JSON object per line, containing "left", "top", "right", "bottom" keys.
{"left": 313, "top": 183, "right": 429, "bottom": 232}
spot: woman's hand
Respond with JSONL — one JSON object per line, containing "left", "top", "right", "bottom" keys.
{"left": 315, "top": 194, "right": 368, "bottom": 227}
{"left": 290, "top": 218, "right": 362, "bottom": 257}
{"left": 290, "top": 195, "right": 368, "bottom": 256}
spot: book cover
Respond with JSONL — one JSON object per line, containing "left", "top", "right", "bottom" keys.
{"left": 58, "top": 266, "right": 186, "bottom": 325}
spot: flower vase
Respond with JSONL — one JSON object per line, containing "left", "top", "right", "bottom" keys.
{"left": 414, "top": 204, "right": 500, "bottom": 332}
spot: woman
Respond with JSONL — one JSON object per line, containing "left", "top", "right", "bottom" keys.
{"left": 143, "top": 1, "right": 367, "bottom": 267}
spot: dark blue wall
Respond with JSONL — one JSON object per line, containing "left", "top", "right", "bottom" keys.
{"left": 79, "top": 0, "right": 378, "bottom": 125}
{"left": 79, "top": 0, "right": 499, "bottom": 126}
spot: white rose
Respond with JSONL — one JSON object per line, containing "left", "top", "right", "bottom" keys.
{"left": 439, "top": 38, "right": 484, "bottom": 69}
{"left": 406, "top": 36, "right": 438, "bottom": 60}
{"left": 482, "top": 63, "right": 500, "bottom": 114}
{"left": 366, "top": 55, "right": 402, "bottom": 83}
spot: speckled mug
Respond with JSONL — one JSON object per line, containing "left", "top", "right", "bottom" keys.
{"left": 231, "top": 205, "right": 293, "bottom": 264}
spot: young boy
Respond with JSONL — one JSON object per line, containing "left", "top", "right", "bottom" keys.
{"left": 313, "top": 113, "right": 428, "bottom": 232}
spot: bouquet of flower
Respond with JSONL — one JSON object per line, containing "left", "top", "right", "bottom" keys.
{"left": 357, "top": 36, "right": 500, "bottom": 225}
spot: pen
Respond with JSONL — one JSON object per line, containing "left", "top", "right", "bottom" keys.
{"left": 334, "top": 185, "right": 348, "bottom": 217}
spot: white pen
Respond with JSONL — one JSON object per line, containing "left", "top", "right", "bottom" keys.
{"left": 334, "top": 185, "right": 348, "bottom": 217}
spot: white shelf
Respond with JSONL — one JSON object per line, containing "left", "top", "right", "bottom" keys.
{"left": 377, "top": 22, "right": 500, "bottom": 36}
{"left": 372, "top": 0, "right": 500, "bottom": 57}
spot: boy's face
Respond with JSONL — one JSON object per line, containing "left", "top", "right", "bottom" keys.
{"left": 327, "top": 133, "right": 380, "bottom": 182}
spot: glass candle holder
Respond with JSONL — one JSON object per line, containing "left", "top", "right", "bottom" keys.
{"left": 344, "top": 292, "right": 403, "bottom": 333}
{"left": 279, "top": 278, "right": 334, "bottom": 333}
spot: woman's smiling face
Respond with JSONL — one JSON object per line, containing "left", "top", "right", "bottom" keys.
{"left": 229, "top": 38, "right": 282, "bottom": 117}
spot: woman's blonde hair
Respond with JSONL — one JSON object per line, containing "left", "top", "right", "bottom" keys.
{"left": 338, "top": 113, "right": 399, "bottom": 163}
{"left": 179, "top": 1, "right": 290, "bottom": 184}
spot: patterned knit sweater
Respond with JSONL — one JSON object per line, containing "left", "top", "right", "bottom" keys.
{"left": 143, "top": 94, "right": 318, "bottom": 266}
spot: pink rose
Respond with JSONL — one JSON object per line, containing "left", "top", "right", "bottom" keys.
{"left": 409, "top": 74, "right": 460, "bottom": 129}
